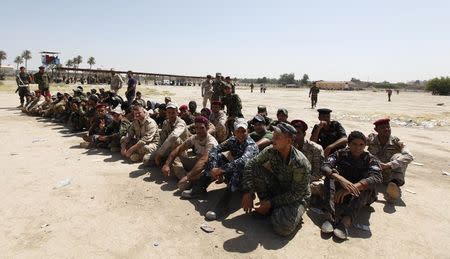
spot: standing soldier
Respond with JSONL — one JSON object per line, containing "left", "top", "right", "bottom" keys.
{"left": 201, "top": 75, "right": 213, "bottom": 108}
{"left": 110, "top": 70, "right": 124, "bottom": 93}
{"left": 33, "top": 66, "right": 50, "bottom": 97}
{"left": 15, "top": 66, "right": 32, "bottom": 108}
{"left": 222, "top": 84, "right": 243, "bottom": 137}
{"left": 211, "top": 73, "right": 225, "bottom": 101}
{"left": 125, "top": 71, "right": 137, "bottom": 105}
{"left": 224, "top": 76, "right": 235, "bottom": 94}
{"left": 309, "top": 81, "right": 320, "bottom": 109}
{"left": 250, "top": 83, "right": 254, "bottom": 93}
{"left": 386, "top": 89, "right": 393, "bottom": 102}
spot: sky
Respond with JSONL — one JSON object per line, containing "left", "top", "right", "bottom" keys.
{"left": 2, "top": 0, "right": 450, "bottom": 82}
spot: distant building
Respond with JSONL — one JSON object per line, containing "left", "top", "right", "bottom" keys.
{"left": 0, "top": 65, "right": 15, "bottom": 76}
{"left": 316, "top": 81, "right": 352, "bottom": 90}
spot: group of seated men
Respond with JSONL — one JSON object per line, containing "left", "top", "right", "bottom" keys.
{"left": 19, "top": 82, "right": 414, "bottom": 240}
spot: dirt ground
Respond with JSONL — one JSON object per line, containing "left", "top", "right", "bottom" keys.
{"left": 0, "top": 84, "right": 449, "bottom": 258}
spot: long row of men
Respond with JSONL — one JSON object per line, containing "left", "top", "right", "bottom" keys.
{"left": 16, "top": 68, "right": 414, "bottom": 241}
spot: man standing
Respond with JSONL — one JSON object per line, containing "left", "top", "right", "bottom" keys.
{"left": 387, "top": 89, "right": 393, "bottom": 102}
{"left": 367, "top": 118, "right": 414, "bottom": 202}
{"left": 15, "top": 66, "right": 32, "bottom": 108}
{"left": 201, "top": 75, "right": 213, "bottom": 108}
{"left": 242, "top": 122, "right": 311, "bottom": 236}
{"left": 110, "top": 70, "right": 124, "bottom": 93}
{"left": 211, "top": 73, "right": 225, "bottom": 101}
{"left": 33, "top": 66, "right": 50, "bottom": 97}
{"left": 309, "top": 82, "right": 320, "bottom": 108}
{"left": 182, "top": 118, "right": 259, "bottom": 220}
{"left": 121, "top": 105, "right": 159, "bottom": 162}
{"left": 310, "top": 108, "right": 347, "bottom": 157}
{"left": 125, "top": 71, "right": 137, "bottom": 105}
{"left": 161, "top": 116, "right": 218, "bottom": 191}
{"left": 320, "top": 131, "right": 382, "bottom": 240}
{"left": 250, "top": 83, "right": 254, "bottom": 93}
{"left": 222, "top": 84, "right": 243, "bottom": 137}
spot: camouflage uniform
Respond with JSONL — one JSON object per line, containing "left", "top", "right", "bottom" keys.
{"left": 204, "top": 136, "right": 259, "bottom": 191}
{"left": 367, "top": 134, "right": 414, "bottom": 185}
{"left": 309, "top": 86, "right": 320, "bottom": 108}
{"left": 211, "top": 79, "right": 226, "bottom": 101}
{"left": 201, "top": 79, "right": 213, "bottom": 108}
{"left": 323, "top": 148, "right": 382, "bottom": 222}
{"left": 33, "top": 72, "right": 50, "bottom": 95}
{"left": 68, "top": 104, "right": 86, "bottom": 131}
{"left": 242, "top": 145, "right": 311, "bottom": 236}
{"left": 210, "top": 110, "right": 228, "bottom": 143}
{"left": 104, "top": 118, "right": 131, "bottom": 150}
{"left": 88, "top": 114, "right": 114, "bottom": 148}
{"left": 222, "top": 93, "right": 243, "bottom": 137}
{"left": 294, "top": 139, "right": 324, "bottom": 181}
{"left": 16, "top": 72, "right": 31, "bottom": 106}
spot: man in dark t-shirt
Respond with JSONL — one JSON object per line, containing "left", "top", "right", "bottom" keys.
{"left": 310, "top": 108, "right": 347, "bottom": 157}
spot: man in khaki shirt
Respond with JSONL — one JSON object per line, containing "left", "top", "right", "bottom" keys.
{"left": 209, "top": 101, "right": 228, "bottom": 143}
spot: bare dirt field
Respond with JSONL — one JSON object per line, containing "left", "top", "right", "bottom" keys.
{"left": 0, "top": 83, "right": 449, "bottom": 258}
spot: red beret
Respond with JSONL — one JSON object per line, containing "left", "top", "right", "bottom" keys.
{"left": 194, "top": 116, "right": 209, "bottom": 125}
{"left": 291, "top": 120, "right": 308, "bottom": 132}
{"left": 96, "top": 103, "right": 108, "bottom": 109}
{"left": 373, "top": 118, "right": 390, "bottom": 126}
{"left": 44, "top": 91, "right": 51, "bottom": 97}
{"left": 179, "top": 104, "right": 188, "bottom": 111}
{"left": 211, "top": 101, "right": 222, "bottom": 106}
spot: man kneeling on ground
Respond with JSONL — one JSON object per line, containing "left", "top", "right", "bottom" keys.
{"left": 161, "top": 116, "right": 218, "bottom": 191}
{"left": 242, "top": 122, "right": 311, "bottom": 236}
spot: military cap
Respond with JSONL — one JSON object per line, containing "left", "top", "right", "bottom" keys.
{"left": 111, "top": 106, "right": 125, "bottom": 115}
{"left": 317, "top": 108, "right": 332, "bottom": 114}
{"left": 216, "top": 72, "right": 222, "bottom": 77}
{"left": 89, "top": 95, "right": 99, "bottom": 102}
{"left": 234, "top": 118, "right": 248, "bottom": 130}
{"left": 277, "top": 108, "right": 288, "bottom": 116}
{"left": 273, "top": 122, "right": 297, "bottom": 137}
{"left": 291, "top": 120, "right": 308, "bottom": 132}
{"left": 194, "top": 116, "right": 209, "bottom": 125}
{"left": 373, "top": 118, "right": 390, "bottom": 126}
{"left": 200, "top": 107, "right": 211, "bottom": 117}
{"left": 179, "top": 104, "right": 188, "bottom": 111}
{"left": 164, "top": 97, "right": 172, "bottom": 102}
{"left": 211, "top": 100, "right": 222, "bottom": 106}
{"left": 225, "top": 76, "right": 231, "bottom": 80}
{"left": 206, "top": 75, "right": 212, "bottom": 79}
{"left": 257, "top": 105, "right": 267, "bottom": 113}
{"left": 158, "top": 103, "right": 167, "bottom": 111}
{"left": 38, "top": 66, "right": 45, "bottom": 69}
{"left": 252, "top": 114, "right": 266, "bottom": 124}
{"left": 166, "top": 102, "right": 178, "bottom": 109}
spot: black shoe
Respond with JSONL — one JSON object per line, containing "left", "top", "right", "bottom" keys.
{"left": 205, "top": 189, "right": 232, "bottom": 220}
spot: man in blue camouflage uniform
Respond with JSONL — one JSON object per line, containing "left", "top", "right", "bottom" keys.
{"left": 320, "top": 131, "right": 382, "bottom": 240}
{"left": 182, "top": 118, "right": 259, "bottom": 220}
{"left": 242, "top": 122, "right": 311, "bottom": 236}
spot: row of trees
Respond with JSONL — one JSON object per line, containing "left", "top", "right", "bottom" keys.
{"left": 426, "top": 77, "right": 450, "bottom": 95}
{"left": 240, "top": 73, "right": 310, "bottom": 86}
{"left": 65, "top": 56, "right": 96, "bottom": 70}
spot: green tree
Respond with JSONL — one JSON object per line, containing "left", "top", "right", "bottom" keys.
{"left": 74, "top": 55, "right": 82, "bottom": 68}
{"left": 279, "top": 73, "right": 296, "bottom": 85}
{"left": 426, "top": 77, "right": 450, "bottom": 95}
{"left": 300, "top": 73, "right": 309, "bottom": 85}
{"left": 0, "top": 50, "right": 6, "bottom": 68}
{"left": 87, "top": 56, "right": 96, "bottom": 69}
{"left": 65, "top": 59, "right": 74, "bottom": 78}
{"left": 14, "top": 56, "right": 24, "bottom": 70}
{"left": 21, "top": 50, "right": 32, "bottom": 69}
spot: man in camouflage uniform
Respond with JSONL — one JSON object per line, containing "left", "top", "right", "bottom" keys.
{"left": 309, "top": 81, "right": 320, "bottom": 108}
{"left": 121, "top": 105, "right": 160, "bottom": 162}
{"left": 310, "top": 108, "right": 347, "bottom": 157}
{"left": 68, "top": 97, "right": 86, "bottom": 132}
{"left": 211, "top": 73, "right": 226, "bottom": 101}
{"left": 209, "top": 101, "right": 228, "bottom": 143}
{"left": 222, "top": 84, "right": 243, "bottom": 137}
{"left": 33, "top": 66, "right": 50, "bottom": 97}
{"left": 224, "top": 76, "right": 235, "bottom": 94}
{"left": 249, "top": 115, "right": 273, "bottom": 150}
{"left": 367, "top": 118, "right": 414, "bottom": 202}
{"left": 320, "top": 131, "right": 382, "bottom": 240}
{"left": 15, "top": 66, "right": 32, "bottom": 108}
{"left": 201, "top": 75, "right": 213, "bottom": 108}
{"left": 268, "top": 108, "right": 290, "bottom": 130}
{"left": 242, "top": 122, "right": 311, "bottom": 236}
{"left": 144, "top": 103, "right": 189, "bottom": 166}
{"left": 182, "top": 118, "right": 259, "bottom": 220}
{"left": 99, "top": 106, "right": 131, "bottom": 152}
{"left": 291, "top": 120, "right": 325, "bottom": 198}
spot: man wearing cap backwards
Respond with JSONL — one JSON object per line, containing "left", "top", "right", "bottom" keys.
{"left": 309, "top": 81, "right": 320, "bottom": 109}
{"left": 211, "top": 73, "right": 226, "bottom": 102}
{"left": 249, "top": 114, "right": 273, "bottom": 150}
{"left": 15, "top": 66, "right": 32, "bottom": 108}
{"left": 367, "top": 118, "right": 414, "bottom": 202}
{"left": 80, "top": 103, "right": 113, "bottom": 148}
{"left": 182, "top": 118, "right": 259, "bottom": 220}
{"left": 121, "top": 105, "right": 160, "bottom": 162}
{"left": 97, "top": 106, "right": 132, "bottom": 152}
{"left": 144, "top": 103, "right": 190, "bottom": 166}
{"left": 125, "top": 71, "right": 137, "bottom": 105}
{"left": 310, "top": 108, "right": 347, "bottom": 157}
{"left": 291, "top": 120, "right": 325, "bottom": 198}
{"left": 201, "top": 75, "right": 213, "bottom": 108}
{"left": 209, "top": 100, "right": 228, "bottom": 143}
{"left": 33, "top": 66, "right": 51, "bottom": 97}
{"left": 320, "top": 131, "right": 382, "bottom": 240}
{"left": 110, "top": 70, "right": 124, "bottom": 93}
{"left": 242, "top": 122, "right": 311, "bottom": 236}
{"left": 268, "top": 108, "right": 290, "bottom": 130}
{"left": 161, "top": 116, "right": 219, "bottom": 191}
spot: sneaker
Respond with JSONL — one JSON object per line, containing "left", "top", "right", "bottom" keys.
{"left": 181, "top": 187, "right": 206, "bottom": 199}
{"left": 321, "top": 220, "right": 334, "bottom": 234}
{"left": 333, "top": 223, "right": 348, "bottom": 240}
{"left": 386, "top": 182, "right": 401, "bottom": 201}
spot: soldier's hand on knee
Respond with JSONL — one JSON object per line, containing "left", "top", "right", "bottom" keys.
{"left": 337, "top": 176, "right": 360, "bottom": 196}
{"left": 161, "top": 164, "right": 171, "bottom": 177}
{"left": 255, "top": 200, "right": 272, "bottom": 215}
{"left": 334, "top": 189, "right": 350, "bottom": 204}
{"left": 242, "top": 193, "right": 254, "bottom": 213}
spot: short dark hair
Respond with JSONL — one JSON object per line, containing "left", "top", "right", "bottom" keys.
{"left": 348, "top": 131, "right": 366, "bottom": 144}
{"left": 20, "top": 66, "right": 25, "bottom": 69}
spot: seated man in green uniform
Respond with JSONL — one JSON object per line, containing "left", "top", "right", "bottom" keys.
{"left": 310, "top": 108, "right": 347, "bottom": 157}
{"left": 249, "top": 114, "right": 273, "bottom": 150}
{"left": 367, "top": 118, "right": 414, "bottom": 202}
{"left": 320, "top": 131, "right": 382, "bottom": 240}
{"left": 268, "top": 108, "right": 289, "bottom": 130}
{"left": 242, "top": 122, "right": 311, "bottom": 236}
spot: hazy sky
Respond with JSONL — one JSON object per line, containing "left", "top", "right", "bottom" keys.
{"left": 2, "top": 0, "right": 450, "bottom": 82}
